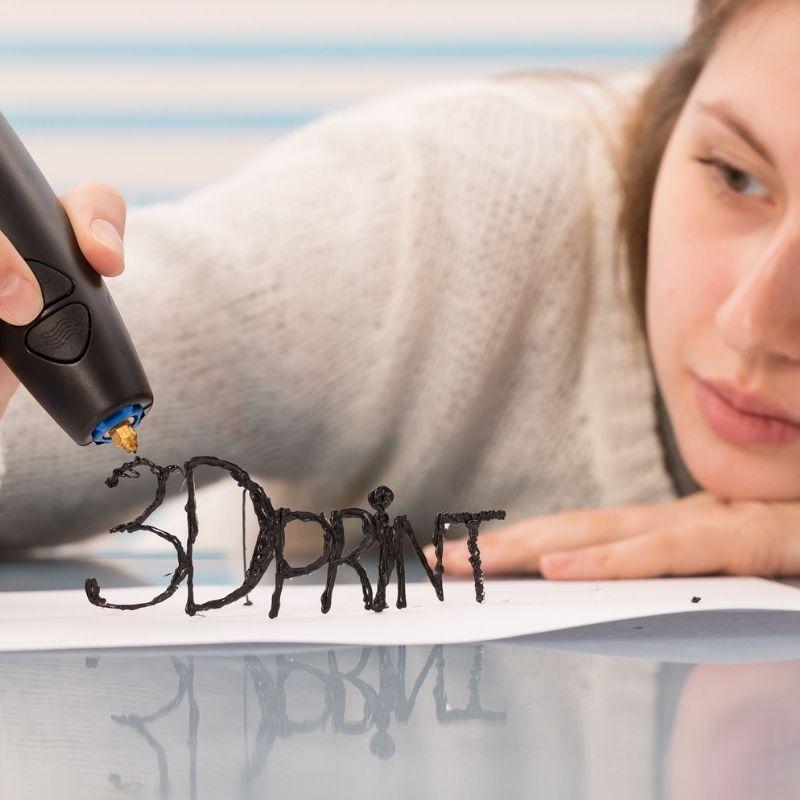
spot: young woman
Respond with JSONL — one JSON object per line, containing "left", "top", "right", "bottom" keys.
{"left": 1, "top": 0, "right": 798, "bottom": 582}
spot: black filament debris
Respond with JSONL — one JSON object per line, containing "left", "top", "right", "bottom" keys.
{"left": 85, "top": 456, "right": 506, "bottom": 619}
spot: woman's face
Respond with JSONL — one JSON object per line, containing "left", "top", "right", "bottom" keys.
{"left": 648, "top": 0, "right": 800, "bottom": 500}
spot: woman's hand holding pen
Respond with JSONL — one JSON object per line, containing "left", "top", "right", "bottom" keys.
{"left": 425, "top": 491, "right": 800, "bottom": 580}
{"left": 0, "top": 181, "right": 126, "bottom": 418}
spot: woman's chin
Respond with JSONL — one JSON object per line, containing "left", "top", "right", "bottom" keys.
{"left": 678, "top": 421, "right": 800, "bottom": 501}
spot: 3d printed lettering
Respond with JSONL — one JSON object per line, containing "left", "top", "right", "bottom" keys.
{"left": 85, "top": 456, "right": 506, "bottom": 618}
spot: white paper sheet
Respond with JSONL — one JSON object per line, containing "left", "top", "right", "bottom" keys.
{"left": 3, "top": 576, "right": 800, "bottom": 652}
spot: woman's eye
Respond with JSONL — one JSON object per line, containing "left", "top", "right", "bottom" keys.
{"left": 694, "top": 156, "right": 769, "bottom": 201}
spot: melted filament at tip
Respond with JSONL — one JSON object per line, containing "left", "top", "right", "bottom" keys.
{"left": 110, "top": 421, "right": 138, "bottom": 454}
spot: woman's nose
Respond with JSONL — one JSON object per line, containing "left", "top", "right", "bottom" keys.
{"left": 715, "top": 223, "right": 800, "bottom": 362}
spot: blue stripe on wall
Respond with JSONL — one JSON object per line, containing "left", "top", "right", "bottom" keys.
{"left": 6, "top": 109, "right": 324, "bottom": 132}
{"left": 125, "top": 193, "right": 187, "bottom": 207}
{"left": 0, "top": 37, "right": 679, "bottom": 62}
{"left": 91, "top": 551, "right": 227, "bottom": 560}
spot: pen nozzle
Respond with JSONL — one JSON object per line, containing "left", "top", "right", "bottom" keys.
{"left": 109, "top": 421, "right": 138, "bottom": 454}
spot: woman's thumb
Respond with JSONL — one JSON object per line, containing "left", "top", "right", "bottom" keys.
{"left": 0, "top": 230, "right": 42, "bottom": 325}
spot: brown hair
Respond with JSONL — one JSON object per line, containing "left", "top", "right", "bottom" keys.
{"left": 617, "top": 0, "right": 764, "bottom": 335}
{"left": 494, "top": 1, "right": 770, "bottom": 336}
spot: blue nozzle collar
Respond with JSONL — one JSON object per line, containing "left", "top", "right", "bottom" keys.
{"left": 92, "top": 403, "right": 145, "bottom": 445}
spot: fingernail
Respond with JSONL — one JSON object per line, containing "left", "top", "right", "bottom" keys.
{"left": 91, "top": 218, "right": 124, "bottom": 259}
{"left": 0, "top": 273, "right": 43, "bottom": 324}
{"left": 541, "top": 551, "right": 577, "bottom": 571}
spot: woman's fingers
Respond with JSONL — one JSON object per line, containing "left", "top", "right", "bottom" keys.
{"left": 540, "top": 503, "right": 798, "bottom": 580}
{"left": 59, "top": 181, "right": 126, "bottom": 277}
{"left": 0, "top": 229, "right": 43, "bottom": 325}
{"left": 0, "top": 181, "right": 126, "bottom": 328}
{"left": 422, "top": 511, "right": 622, "bottom": 577}
{"left": 0, "top": 360, "right": 20, "bottom": 417}
{"left": 479, "top": 507, "right": 663, "bottom": 574}
{"left": 425, "top": 493, "right": 719, "bottom": 577}
{"left": 540, "top": 526, "right": 728, "bottom": 579}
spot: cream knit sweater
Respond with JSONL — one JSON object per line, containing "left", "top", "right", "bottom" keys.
{"left": 0, "top": 68, "right": 686, "bottom": 549}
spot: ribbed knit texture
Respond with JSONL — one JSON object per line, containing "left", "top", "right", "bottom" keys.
{"left": 0, "top": 69, "right": 678, "bottom": 548}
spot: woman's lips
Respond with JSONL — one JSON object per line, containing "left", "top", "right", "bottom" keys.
{"left": 693, "top": 376, "right": 800, "bottom": 446}
{"left": 707, "top": 378, "right": 800, "bottom": 421}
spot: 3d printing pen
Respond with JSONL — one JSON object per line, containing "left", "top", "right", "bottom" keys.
{"left": 0, "top": 111, "right": 152, "bottom": 454}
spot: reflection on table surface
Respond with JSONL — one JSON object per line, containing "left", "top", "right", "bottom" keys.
{"left": 2, "top": 558, "right": 800, "bottom": 799}
{"left": 3, "top": 640, "right": 800, "bottom": 798}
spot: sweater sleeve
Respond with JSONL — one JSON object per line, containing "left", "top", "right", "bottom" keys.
{"left": 0, "top": 78, "right": 590, "bottom": 549}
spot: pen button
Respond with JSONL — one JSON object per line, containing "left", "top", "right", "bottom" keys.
{"left": 25, "top": 259, "right": 75, "bottom": 309}
{"left": 25, "top": 302, "right": 91, "bottom": 363}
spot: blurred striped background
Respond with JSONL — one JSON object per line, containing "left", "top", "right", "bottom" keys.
{"left": 3, "top": 0, "right": 695, "bottom": 207}
{"left": 8, "top": 1, "right": 696, "bottom": 576}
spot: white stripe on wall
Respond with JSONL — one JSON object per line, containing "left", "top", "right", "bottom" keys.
{"left": 5, "top": 1, "right": 694, "bottom": 37}
{"left": 0, "top": 1, "right": 695, "bottom": 201}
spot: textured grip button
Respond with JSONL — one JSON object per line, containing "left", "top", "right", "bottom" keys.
{"left": 26, "top": 303, "right": 91, "bottom": 363}
{"left": 26, "top": 259, "right": 75, "bottom": 308}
